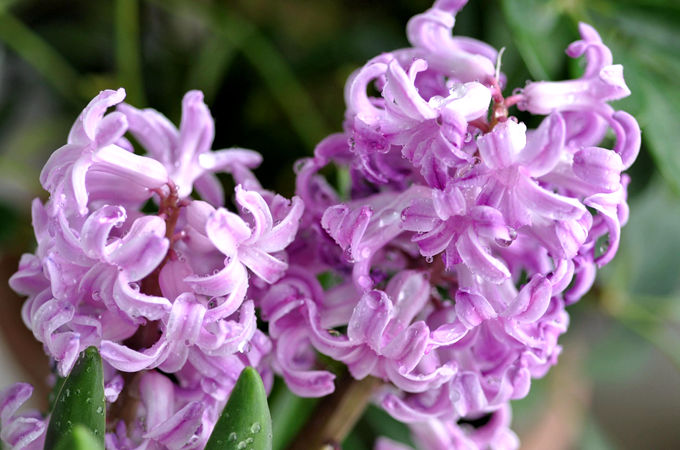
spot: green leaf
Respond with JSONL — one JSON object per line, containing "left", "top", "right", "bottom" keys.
{"left": 54, "top": 424, "right": 104, "bottom": 450}
{"left": 44, "top": 347, "right": 106, "bottom": 450}
{"left": 205, "top": 367, "right": 273, "bottom": 450}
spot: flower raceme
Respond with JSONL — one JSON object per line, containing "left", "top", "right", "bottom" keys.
{"left": 266, "top": 1, "right": 638, "bottom": 449}
{"left": 6, "top": 89, "right": 302, "bottom": 449}
{"left": 3, "top": 0, "right": 639, "bottom": 449}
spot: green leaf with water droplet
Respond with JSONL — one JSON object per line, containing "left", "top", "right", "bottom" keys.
{"left": 44, "top": 347, "right": 106, "bottom": 450}
{"left": 205, "top": 366, "right": 273, "bottom": 450}
{"left": 54, "top": 424, "right": 104, "bottom": 450}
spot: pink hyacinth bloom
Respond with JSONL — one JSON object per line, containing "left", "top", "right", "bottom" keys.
{"left": 272, "top": 0, "right": 640, "bottom": 447}
{"left": 7, "top": 88, "right": 302, "bottom": 449}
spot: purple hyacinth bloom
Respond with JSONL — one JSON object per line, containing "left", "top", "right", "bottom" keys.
{"left": 272, "top": 0, "right": 640, "bottom": 447}
{"left": 3, "top": 0, "right": 641, "bottom": 448}
{"left": 7, "top": 88, "right": 302, "bottom": 449}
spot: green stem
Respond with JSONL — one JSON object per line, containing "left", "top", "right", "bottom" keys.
{"left": 287, "top": 376, "right": 382, "bottom": 450}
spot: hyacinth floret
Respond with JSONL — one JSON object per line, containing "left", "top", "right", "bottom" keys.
{"left": 4, "top": 0, "right": 640, "bottom": 449}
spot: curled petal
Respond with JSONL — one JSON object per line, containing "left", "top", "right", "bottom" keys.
{"left": 383, "top": 59, "right": 437, "bottom": 123}
{"left": 112, "top": 276, "right": 171, "bottom": 321}
{"left": 567, "top": 23, "right": 612, "bottom": 76}
{"left": 235, "top": 185, "right": 274, "bottom": 241}
{"left": 143, "top": 402, "right": 203, "bottom": 449}
{"left": 198, "top": 148, "right": 263, "bottom": 172}
{"left": 573, "top": 147, "right": 623, "bottom": 192}
{"left": 503, "top": 276, "right": 552, "bottom": 322}
{"left": 185, "top": 257, "right": 248, "bottom": 298}
{"left": 612, "top": 110, "right": 641, "bottom": 169}
{"left": 407, "top": 7, "right": 496, "bottom": 82}
{"left": 382, "top": 322, "right": 430, "bottom": 372}
{"left": 139, "top": 371, "right": 175, "bottom": 430}
{"left": 100, "top": 338, "right": 168, "bottom": 372}
{"left": 346, "top": 62, "right": 388, "bottom": 123}
{"left": 522, "top": 113, "right": 565, "bottom": 177}
{"left": 517, "top": 177, "right": 586, "bottom": 221}
{"left": 385, "top": 362, "right": 456, "bottom": 393}
{"left": 165, "top": 293, "right": 207, "bottom": 346}
{"left": 95, "top": 111, "right": 128, "bottom": 147}
{"left": 239, "top": 246, "right": 288, "bottom": 284}
{"left": 456, "top": 228, "right": 510, "bottom": 283}
{"left": 348, "top": 290, "right": 392, "bottom": 351}
{"left": 107, "top": 216, "right": 168, "bottom": 280}
{"left": 585, "top": 187, "right": 624, "bottom": 266}
{"left": 81, "top": 205, "right": 127, "bottom": 259}
{"left": 455, "top": 290, "right": 496, "bottom": 328}
{"left": 92, "top": 144, "right": 169, "bottom": 191}
{"left": 322, "top": 204, "right": 371, "bottom": 260}
{"left": 478, "top": 120, "right": 527, "bottom": 170}
{"left": 206, "top": 208, "right": 251, "bottom": 257}
{"left": 117, "top": 103, "right": 178, "bottom": 163}
{"left": 69, "top": 88, "right": 127, "bottom": 144}
{"left": 258, "top": 196, "right": 304, "bottom": 253}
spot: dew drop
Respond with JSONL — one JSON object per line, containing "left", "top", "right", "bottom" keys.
{"left": 96, "top": 406, "right": 104, "bottom": 415}
{"left": 495, "top": 238, "right": 513, "bottom": 247}
{"left": 425, "top": 256, "right": 434, "bottom": 263}
{"left": 237, "top": 442, "right": 247, "bottom": 450}
{"left": 65, "top": 388, "right": 70, "bottom": 397}
{"left": 293, "top": 159, "right": 308, "bottom": 174}
{"left": 250, "top": 422, "right": 261, "bottom": 434}
{"left": 228, "top": 432, "right": 238, "bottom": 442}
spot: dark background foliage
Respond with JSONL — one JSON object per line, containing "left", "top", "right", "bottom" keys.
{"left": 0, "top": 0, "right": 679, "bottom": 448}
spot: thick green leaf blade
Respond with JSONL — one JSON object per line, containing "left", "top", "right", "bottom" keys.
{"left": 44, "top": 346, "right": 106, "bottom": 449}
{"left": 205, "top": 367, "right": 273, "bottom": 450}
{"left": 54, "top": 424, "right": 104, "bottom": 450}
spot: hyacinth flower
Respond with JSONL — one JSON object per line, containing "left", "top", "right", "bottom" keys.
{"left": 5, "top": 89, "right": 302, "bottom": 449}
{"left": 263, "top": 0, "right": 640, "bottom": 448}
{"left": 3, "top": 1, "right": 641, "bottom": 449}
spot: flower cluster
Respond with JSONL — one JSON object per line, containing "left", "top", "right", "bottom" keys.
{"left": 4, "top": 0, "right": 639, "bottom": 448}
{"left": 5, "top": 89, "right": 303, "bottom": 449}
{"left": 261, "top": 0, "right": 639, "bottom": 447}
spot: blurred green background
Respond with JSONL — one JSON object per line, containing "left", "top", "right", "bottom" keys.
{"left": 0, "top": 0, "right": 679, "bottom": 448}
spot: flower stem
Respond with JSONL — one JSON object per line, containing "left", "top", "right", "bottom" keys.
{"left": 287, "top": 375, "right": 382, "bottom": 450}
